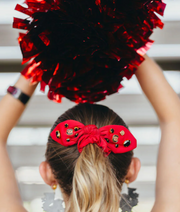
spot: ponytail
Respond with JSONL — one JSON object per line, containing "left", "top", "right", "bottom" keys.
{"left": 65, "top": 143, "right": 121, "bottom": 212}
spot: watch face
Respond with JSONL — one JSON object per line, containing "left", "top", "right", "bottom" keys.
{"left": 8, "top": 86, "right": 17, "bottom": 95}
{"left": 8, "top": 86, "right": 21, "bottom": 98}
{"left": 12, "top": 87, "right": 18, "bottom": 95}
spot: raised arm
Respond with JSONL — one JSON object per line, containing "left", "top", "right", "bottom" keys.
{"left": 135, "top": 55, "right": 180, "bottom": 211}
{"left": 0, "top": 76, "right": 37, "bottom": 142}
{"left": 0, "top": 75, "right": 38, "bottom": 212}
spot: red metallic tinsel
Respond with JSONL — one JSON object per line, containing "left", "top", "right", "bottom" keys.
{"left": 13, "top": 0, "right": 166, "bottom": 103}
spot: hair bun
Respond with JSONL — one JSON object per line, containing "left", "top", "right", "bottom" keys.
{"left": 13, "top": 0, "right": 166, "bottom": 103}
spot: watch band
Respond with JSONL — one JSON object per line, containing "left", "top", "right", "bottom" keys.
{"left": 7, "top": 86, "right": 30, "bottom": 105}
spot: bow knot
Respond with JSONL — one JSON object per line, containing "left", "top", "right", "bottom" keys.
{"left": 80, "top": 125, "right": 99, "bottom": 136}
{"left": 78, "top": 125, "right": 108, "bottom": 154}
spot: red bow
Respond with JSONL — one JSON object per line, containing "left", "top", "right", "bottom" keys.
{"left": 50, "top": 120, "right": 137, "bottom": 156}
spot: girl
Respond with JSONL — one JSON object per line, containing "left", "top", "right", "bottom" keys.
{"left": 0, "top": 54, "right": 180, "bottom": 212}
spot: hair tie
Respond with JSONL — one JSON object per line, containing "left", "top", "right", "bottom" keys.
{"left": 50, "top": 120, "right": 137, "bottom": 156}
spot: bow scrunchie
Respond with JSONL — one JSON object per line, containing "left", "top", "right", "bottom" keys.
{"left": 50, "top": 120, "right": 137, "bottom": 156}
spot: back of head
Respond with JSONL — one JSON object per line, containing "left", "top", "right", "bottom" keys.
{"left": 45, "top": 103, "right": 133, "bottom": 212}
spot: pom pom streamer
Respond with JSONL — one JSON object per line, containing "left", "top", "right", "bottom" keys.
{"left": 13, "top": 0, "right": 166, "bottom": 103}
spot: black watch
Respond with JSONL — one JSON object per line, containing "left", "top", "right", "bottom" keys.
{"left": 7, "top": 86, "right": 30, "bottom": 105}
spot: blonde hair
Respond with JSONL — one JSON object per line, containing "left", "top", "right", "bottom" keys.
{"left": 65, "top": 144, "right": 121, "bottom": 212}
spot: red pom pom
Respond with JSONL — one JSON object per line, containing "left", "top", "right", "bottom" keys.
{"left": 13, "top": 0, "right": 166, "bottom": 103}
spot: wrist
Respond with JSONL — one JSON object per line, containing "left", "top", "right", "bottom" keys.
{"left": 7, "top": 86, "right": 30, "bottom": 105}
